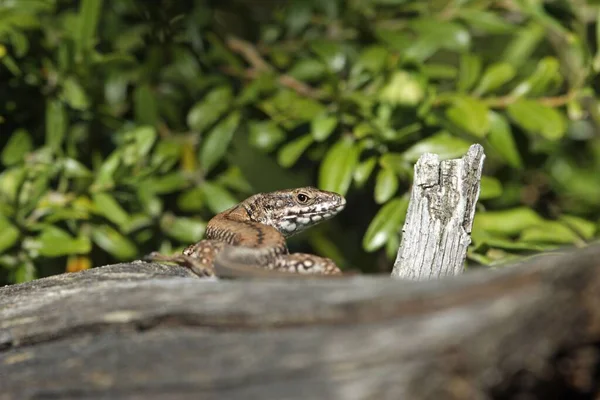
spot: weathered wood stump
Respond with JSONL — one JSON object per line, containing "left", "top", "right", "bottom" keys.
{"left": 2, "top": 245, "right": 600, "bottom": 399}
{"left": 393, "top": 144, "right": 485, "bottom": 280}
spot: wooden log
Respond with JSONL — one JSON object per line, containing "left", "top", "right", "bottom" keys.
{"left": 2, "top": 245, "right": 600, "bottom": 399}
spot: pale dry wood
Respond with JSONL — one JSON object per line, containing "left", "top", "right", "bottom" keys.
{"left": 1, "top": 245, "right": 600, "bottom": 399}
{"left": 392, "top": 144, "right": 485, "bottom": 280}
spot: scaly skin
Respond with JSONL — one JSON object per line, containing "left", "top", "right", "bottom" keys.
{"left": 148, "top": 187, "right": 346, "bottom": 278}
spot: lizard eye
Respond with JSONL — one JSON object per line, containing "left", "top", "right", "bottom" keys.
{"left": 296, "top": 193, "right": 309, "bottom": 203}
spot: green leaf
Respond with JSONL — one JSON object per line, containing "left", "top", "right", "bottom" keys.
{"left": 151, "top": 140, "right": 182, "bottom": 171}
{"left": 422, "top": 64, "right": 458, "bottom": 80}
{"left": 558, "top": 215, "right": 596, "bottom": 240}
{"left": 473, "top": 207, "right": 544, "bottom": 236}
{"left": 479, "top": 176, "right": 502, "bottom": 200}
{"left": 458, "top": 9, "right": 515, "bottom": 34}
{"left": 61, "top": 77, "right": 90, "bottom": 110}
{"left": 13, "top": 262, "right": 36, "bottom": 284}
{"left": 92, "top": 150, "right": 121, "bottom": 190}
{"left": 18, "top": 173, "right": 51, "bottom": 219}
{"left": 285, "top": 0, "right": 312, "bottom": 36}
{"left": 142, "top": 173, "right": 189, "bottom": 194}
{"left": 474, "top": 62, "right": 515, "bottom": 95}
{"left": 530, "top": 57, "right": 561, "bottom": 95}
{"left": 445, "top": 95, "right": 490, "bottom": 137}
{"left": 379, "top": 70, "right": 424, "bottom": 107}
{"left": 2, "top": 129, "right": 32, "bottom": 166}
{"left": 92, "top": 192, "right": 130, "bottom": 228}
{"left": 318, "top": 137, "right": 359, "bottom": 196}
{"left": 248, "top": 120, "right": 285, "bottom": 153}
{"left": 177, "top": 187, "right": 204, "bottom": 212}
{"left": 216, "top": 166, "right": 253, "bottom": 194}
{"left": 0, "top": 215, "right": 20, "bottom": 253}
{"left": 237, "top": 75, "right": 277, "bottom": 105}
{"left": 187, "top": 86, "right": 233, "bottom": 132}
{"left": 160, "top": 214, "right": 206, "bottom": 243}
{"left": 137, "top": 186, "right": 162, "bottom": 217}
{"left": 486, "top": 111, "right": 523, "bottom": 168}
{"left": 46, "top": 99, "right": 67, "bottom": 151}
{"left": 458, "top": 54, "right": 482, "bottom": 92}
{"left": 76, "top": 0, "right": 103, "bottom": 56}
{"left": 122, "top": 126, "right": 157, "bottom": 166}
{"left": 28, "top": 226, "right": 91, "bottom": 257}
{"left": 402, "top": 131, "right": 472, "bottom": 162}
{"left": 353, "top": 156, "right": 377, "bottom": 187}
{"left": 310, "top": 40, "right": 346, "bottom": 72}
{"left": 506, "top": 99, "right": 566, "bottom": 140}
{"left": 374, "top": 167, "right": 399, "bottom": 204}
{"left": 259, "top": 89, "right": 326, "bottom": 130}
{"left": 374, "top": 29, "right": 411, "bottom": 53}
{"left": 200, "top": 182, "right": 238, "bottom": 214}
{"left": 502, "top": 22, "right": 545, "bottom": 68}
{"left": 354, "top": 45, "right": 389, "bottom": 74}
{"left": 548, "top": 158, "right": 600, "bottom": 206}
{"left": 199, "top": 111, "right": 241, "bottom": 173}
{"left": 594, "top": 7, "right": 600, "bottom": 72}
{"left": 62, "top": 158, "right": 93, "bottom": 178}
{"left": 519, "top": 221, "right": 584, "bottom": 245}
{"left": 2, "top": 54, "right": 21, "bottom": 76}
{"left": 385, "top": 230, "right": 400, "bottom": 260}
{"left": 133, "top": 84, "right": 159, "bottom": 126}
{"left": 380, "top": 153, "right": 412, "bottom": 177}
{"left": 471, "top": 234, "right": 551, "bottom": 252}
{"left": 0, "top": 167, "right": 26, "bottom": 204}
{"left": 512, "top": 57, "right": 561, "bottom": 98}
{"left": 277, "top": 134, "right": 314, "bottom": 168}
{"left": 405, "top": 19, "right": 471, "bottom": 61}
{"left": 363, "top": 196, "right": 409, "bottom": 252}
{"left": 288, "top": 58, "right": 327, "bottom": 81}
{"left": 7, "top": 29, "right": 29, "bottom": 57}
{"left": 412, "top": 19, "right": 471, "bottom": 51}
{"left": 311, "top": 114, "right": 338, "bottom": 142}
{"left": 44, "top": 208, "right": 91, "bottom": 224}
{"left": 353, "top": 122, "right": 376, "bottom": 139}
{"left": 121, "top": 214, "right": 153, "bottom": 234}
{"left": 91, "top": 225, "right": 137, "bottom": 260}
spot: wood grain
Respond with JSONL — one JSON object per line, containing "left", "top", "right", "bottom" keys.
{"left": 2, "top": 246, "right": 600, "bottom": 399}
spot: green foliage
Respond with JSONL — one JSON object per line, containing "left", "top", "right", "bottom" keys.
{"left": 1, "top": 0, "right": 600, "bottom": 284}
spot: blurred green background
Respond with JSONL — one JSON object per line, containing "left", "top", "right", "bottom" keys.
{"left": 1, "top": 0, "right": 599, "bottom": 284}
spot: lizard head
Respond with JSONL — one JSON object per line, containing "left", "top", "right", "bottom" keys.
{"left": 247, "top": 186, "right": 346, "bottom": 237}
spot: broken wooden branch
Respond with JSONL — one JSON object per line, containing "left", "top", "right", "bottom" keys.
{"left": 392, "top": 144, "right": 485, "bottom": 280}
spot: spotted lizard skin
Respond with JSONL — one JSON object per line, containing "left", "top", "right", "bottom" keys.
{"left": 148, "top": 187, "right": 346, "bottom": 278}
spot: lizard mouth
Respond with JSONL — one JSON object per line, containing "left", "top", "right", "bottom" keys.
{"left": 282, "top": 208, "right": 344, "bottom": 224}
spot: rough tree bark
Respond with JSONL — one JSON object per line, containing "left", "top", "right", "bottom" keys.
{"left": 392, "top": 144, "right": 485, "bottom": 280}
{"left": 2, "top": 245, "right": 600, "bottom": 399}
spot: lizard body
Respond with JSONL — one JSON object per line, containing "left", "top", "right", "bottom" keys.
{"left": 148, "top": 187, "right": 346, "bottom": 278}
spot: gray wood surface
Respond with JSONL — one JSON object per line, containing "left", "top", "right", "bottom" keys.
{"left": 393, "top": 144, "right": 485, "bottom": 280}
{"left": 2, "top": 246, "right": 600, "bottom": 399}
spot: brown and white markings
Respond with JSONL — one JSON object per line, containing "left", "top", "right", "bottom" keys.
{"left": 147, "top": 187, "right": 346, "bottom": 278}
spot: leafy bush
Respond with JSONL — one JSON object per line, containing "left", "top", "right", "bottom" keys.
{"left": 1, "top": 0, "right": 599, "bottom": 284}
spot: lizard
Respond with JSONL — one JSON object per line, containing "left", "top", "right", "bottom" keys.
{"left": 146, "top": 186, "right": 347, "bottom": 279}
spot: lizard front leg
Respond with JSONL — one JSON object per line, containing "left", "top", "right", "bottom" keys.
{"left": 146, "top": 239, "right": 225, "bottom": 277}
